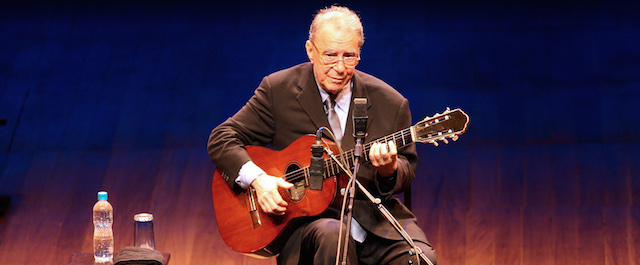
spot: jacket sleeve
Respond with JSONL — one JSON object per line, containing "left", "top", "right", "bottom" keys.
{"left": 207, "top": 76, "right": 276, "bottom": 188}
{"left": 374, "top": 98, "right": 417, "bottom": 200}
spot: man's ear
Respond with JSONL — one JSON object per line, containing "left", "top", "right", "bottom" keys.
{"left": 305, "top": 40, "right": 315, "bottom": 63}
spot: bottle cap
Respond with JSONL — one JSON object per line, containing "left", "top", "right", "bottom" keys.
{"left": 98, "top": 191, "right": 108, "bottom": 200}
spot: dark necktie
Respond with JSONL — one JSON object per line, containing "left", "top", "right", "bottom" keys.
{"left": 325, "top": 98, "right": 342, "bottom": 147}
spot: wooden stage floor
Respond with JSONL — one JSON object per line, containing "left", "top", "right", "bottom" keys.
{"left": 0, "top": 143, "right": 638, "bottom": 264}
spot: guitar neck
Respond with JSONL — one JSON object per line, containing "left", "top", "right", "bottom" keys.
{"left": 322, "top": 127, "right": 414, "bottom": 178}
{"left": 291, "top": 108, "right": 468, "bottom": 182}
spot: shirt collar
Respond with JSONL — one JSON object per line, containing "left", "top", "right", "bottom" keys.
{"left": 316, "top": 81, "right": 353, "bottom": 113}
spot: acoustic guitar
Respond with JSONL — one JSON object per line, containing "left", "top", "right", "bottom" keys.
{"left": 211, "top": 108, "right": 469, "bottom": 257}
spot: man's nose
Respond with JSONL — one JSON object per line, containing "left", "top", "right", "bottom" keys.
{"left": 332, "top": 60, "right": 346, "bottom": 72}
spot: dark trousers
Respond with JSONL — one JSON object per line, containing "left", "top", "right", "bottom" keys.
{"left": 277, "top": 218, "right": 437, "bottom": 265}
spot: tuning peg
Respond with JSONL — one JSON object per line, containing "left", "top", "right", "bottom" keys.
{"left": 431, "top": 141, "right": 439, "bottom": 147}
{"left": 442, "top": 138, "right": 449, "bottom": 144}
{"left": 452, "top": 135, "right": 459, "bottom": 141}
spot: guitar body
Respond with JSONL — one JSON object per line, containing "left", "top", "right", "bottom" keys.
{"left": 211, "top": 108, "right": 470, "bottom": 258}
{"left": 212, "top": 135, "right": 343, "bottom": 257}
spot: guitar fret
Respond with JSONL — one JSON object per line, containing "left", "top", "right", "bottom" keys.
{"left": 403, "top": 130, "right": 410, "bottom": 146}
{"left": 317, "top": 127, "right": 420, "bottom": 181}
{"left": 409, "top": 126, "right": 417, "bottom": 143}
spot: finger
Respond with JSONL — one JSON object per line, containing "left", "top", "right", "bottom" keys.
{"left": 377, "top": 143, "right": 387, "bottom": 163}
{"left": 377, "top": 143, "right": 390, "bottom": 164}
{"left": 380, "top": 142, "right": 397, "bottom": 164}
{"left": 268, "top": 198, "right": 287, "bottom": 215}
{"left": 374, "top": 143, "right": 388, "bottom": 162}
{"left": 258, "top": 198, "right": 271, "bottom": 214}
{"left": 277, "top": 178, "right": 294, "bottom": 189}
{"left": 257, "top": 190, "right": 280, "bottom": 214}
{"left": 388, "top": 141, "right": 398, "bottom": 155}
{"left": 272, "top": 191, "right": 289, "bottom": 207}
{"left": 267, "top": 189, "right": 288, "bottom": 214}
{"left": 369, "top": 143, "right": 380, "bottom": 166}
{"left": 380, "top": 142, "right": 389, "bottom": 156}
{"left": 263, "top": 195, "right": 284, "bottom": 214}
{"left": 269, "top": 200, "right": 287, "bottom": 214}
{"left": 252, "top": 175, "right": 288, "bottom": 215}
{"left": 273, "top": 205, "right": 287, "bottom": 215}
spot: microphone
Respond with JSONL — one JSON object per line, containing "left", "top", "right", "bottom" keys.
{"left": 309, "top": 127, "right": 324, "bottom": 190}
{"left": 353, "top": 98, "right": 368, "bottom": 140}
{"left": 315, "top": 127, "right": 323, "bottom": 145}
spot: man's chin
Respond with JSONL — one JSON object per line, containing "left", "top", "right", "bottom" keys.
{"left": 323, "top": 82, "right": 346, "bottom": 93}
{"left": 324, "top": 87, "right": 343, "bottom": 94}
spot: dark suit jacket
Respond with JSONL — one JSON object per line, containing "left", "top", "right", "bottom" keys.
{"left": 208, "top": 62, "right": 427, "bottom": 244}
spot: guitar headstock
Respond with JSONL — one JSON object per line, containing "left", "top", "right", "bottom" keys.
{"left": 412, "top": 108, "right": 469, "bottom": 146}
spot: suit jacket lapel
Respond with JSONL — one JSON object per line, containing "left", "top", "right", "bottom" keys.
{"left": 294, "top": 65, "right": 373, "bottom": 149}
{"left": 296, "top": 63, "right": 327, "bottom": 132}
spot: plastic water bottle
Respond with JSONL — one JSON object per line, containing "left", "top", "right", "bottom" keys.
{"left": 93, "top": 191, "right": 114, "bottom": 263}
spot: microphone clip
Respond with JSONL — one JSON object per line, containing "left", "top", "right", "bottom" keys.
{"left": 309, "top": 128, "right": 325, "bottom": 191}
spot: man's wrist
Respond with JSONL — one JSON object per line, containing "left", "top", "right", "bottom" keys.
{"left": 378, "top": 171, "right": 397, "bottom": 193}
{"left": 236, "top": 161, "right": 266, "bottom": 189}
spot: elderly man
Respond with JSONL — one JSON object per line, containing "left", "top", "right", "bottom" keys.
{"left": 208, "top": 6, "right": 437, "bottom": 265}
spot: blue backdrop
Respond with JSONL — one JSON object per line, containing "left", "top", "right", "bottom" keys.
{"left": 1, "top": 0, "right": 638, "bottom": 152}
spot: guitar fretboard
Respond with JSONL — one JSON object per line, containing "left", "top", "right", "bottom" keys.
{"left": 282, "top": 108, "right": 468, "bottom": 184}
{"left": 285, "top": 127, "right": 414, "bottom": 184}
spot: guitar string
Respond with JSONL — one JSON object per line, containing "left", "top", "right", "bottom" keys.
{"left": 281, "top": 109, "right": 466, "bottom": 183}
{"left": 282, "top": 129, "right": 413, "bottom": 183}
{"left": 285, "top": 129, "right": 414, "bottom": 182}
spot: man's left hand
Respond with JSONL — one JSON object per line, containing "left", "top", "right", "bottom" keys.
{"left": 369, "top": 141, "right": 398, "bottom": 177}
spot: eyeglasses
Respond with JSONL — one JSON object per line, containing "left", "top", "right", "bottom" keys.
{"left": 310, "top": 41, "right": 360, "bottom": 68}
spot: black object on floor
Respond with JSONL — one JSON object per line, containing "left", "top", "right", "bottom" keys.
{"left": 0, "top": 195, "right": 10, "bottom": 217}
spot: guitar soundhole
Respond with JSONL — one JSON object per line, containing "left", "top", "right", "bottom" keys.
{"left": 285, "top": 163, "right": 306, "bottom": 202}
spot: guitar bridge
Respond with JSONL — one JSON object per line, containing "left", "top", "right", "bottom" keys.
{"left": 246, "top": 187, "right": 262, "bottom": 229}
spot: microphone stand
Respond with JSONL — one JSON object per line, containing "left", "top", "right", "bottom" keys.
{"left": 326, "top": 146, "right": 434, "bottom": 265}
{"left": 337, "top": 133, "right": 364, "bottom": 265}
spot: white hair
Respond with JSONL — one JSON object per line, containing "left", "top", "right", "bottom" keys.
{"left": 309, "top": 6, "right": 364, "bottom": 47}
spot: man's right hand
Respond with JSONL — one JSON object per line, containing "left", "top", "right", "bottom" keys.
{"left": 251, "top": 174, "right": 294, "bottom": 215}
